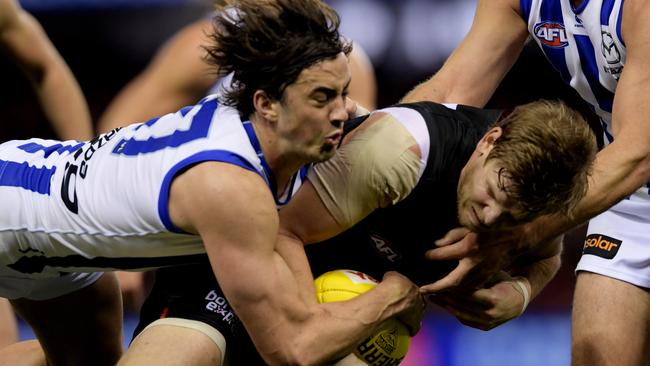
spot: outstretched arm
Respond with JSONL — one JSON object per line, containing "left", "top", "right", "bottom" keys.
{"left": 169, "top": 162, "right": 423, "bottom": 365}
{"left": 401, "top": 0, "right": 527, "bottom": 106}
{"left": 526, "top": 0, "right": 650, "bottom": 244}
{"left": 0, "top": 0, "right": 92, "bottom": 140}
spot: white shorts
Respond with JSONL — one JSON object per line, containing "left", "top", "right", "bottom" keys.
{"left": 0, "top": 265, "right": 103, "bottom": 300}
{"left": 576, "top": 189, "right": 650, "bottom": 288}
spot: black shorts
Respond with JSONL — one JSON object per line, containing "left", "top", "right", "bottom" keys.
{"left": 134, "top": 238, "right": 454, "bottom": 363}
{"left": 134, "top": 261, "right": 265, "bottom": 364}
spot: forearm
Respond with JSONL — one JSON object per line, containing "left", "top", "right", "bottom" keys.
{"left": 401, "top": 0, "right": 527, "bottom": 105}
{"left": 4, "top": 9, "right": 93, "bottom": 140}
{"left": 35, "top": 63, "right": 93, "bottom": 140}
{"left": 576, "top": 140, "right": 649, "bottom": 218}
{"left": 509, "top": 245, "right": 562, "bottom": 301}
{"left": 297, "top": 283, "right": 412, "bottom": 363}
{"left": 528, "top": 138, "right": 650, "bottom": 245}
{"left": 246, "top": 235, "right": 416, "bottom": 365}
{"left": 227, "top": 267, "right": 413, "bottom": 365}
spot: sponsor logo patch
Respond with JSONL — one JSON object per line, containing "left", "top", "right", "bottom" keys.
{"left": 534, "top": 22, "right": 569, "bottom": 48}
{"left": 583, "top": 234, "right": 622, "bottom": 259}
{"left": 204, "top": 290, "right": 235, "bottom": 324}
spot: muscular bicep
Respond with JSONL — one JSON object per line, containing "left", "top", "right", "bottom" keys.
{"left": 169, "top": 162, "right": 310, "bottom": 352}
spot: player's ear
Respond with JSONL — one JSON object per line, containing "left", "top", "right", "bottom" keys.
{"left": 476, "top": 127, "right": 503, "bottom": 156}
{"left": 252, "top": 90, "right": 278, "bottom": 121}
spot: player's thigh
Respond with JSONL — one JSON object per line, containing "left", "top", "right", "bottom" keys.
{"left": 0, "top": 339, "right": 45, "bottom": 366}
{"left": 572, "top": 272, "right": 650, "bottom": 366}
{"left": 0, "top": 298, "right": 18, "bottom": 348}
{"left": 10, "top": 272, "right": 123, "bottom": 366}
{"left": 120, "top": 321, "right": 223, "bottom": 366}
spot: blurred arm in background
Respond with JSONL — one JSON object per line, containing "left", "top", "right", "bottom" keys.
{"left": 96, "top": 18, "right": 215, "bottom": 133}
{"left": 97, "top": 18, "right": 378, "bottom": 134}
{"left": 0, "top": 0, "right": 92, "bottom": 141}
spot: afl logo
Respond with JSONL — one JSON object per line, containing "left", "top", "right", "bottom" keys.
{"left": 534, "top": 22, "right": 568, "bottom": 48}
{"left": 369, "top": 233, "right": 402, "bottom": 263}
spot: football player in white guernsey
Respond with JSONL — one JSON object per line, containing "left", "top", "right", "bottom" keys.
{"left": 0, "top": 0, "right": 94, "bottom": 352}
{"left": 94, "top": 13, "right": 379, "bottom": 313}
{"left": 0, "top": 1, "right": 425, "bottom": 365}
{"left": 404, "top": 0, "right": 650, "bottom": 364}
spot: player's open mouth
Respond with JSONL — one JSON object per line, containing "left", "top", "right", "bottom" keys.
{"left": 470, "top": 207, "right": 482, "bottom": 228}
{"left": 325, "top": 132, "right": 342, "bottom": 145}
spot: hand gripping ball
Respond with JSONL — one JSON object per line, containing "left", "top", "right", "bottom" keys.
{"left": 313, "top": 269, "right": 411, "bottom": 366}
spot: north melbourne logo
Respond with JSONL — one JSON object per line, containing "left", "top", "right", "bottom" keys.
{"left": 601, "top": 30, "right": 623, "bottom": 79}
{"left": 601, "top": 31, "right": 621, "bottom": 64}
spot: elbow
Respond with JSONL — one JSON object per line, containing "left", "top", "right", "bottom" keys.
{"left": 257, "top": 307, "right": 347, "bottom": 365}
{"left": 626, "top": 151, "right": 650, "bottom": 195}
{"left": 628, "top": 136, "right": 650, "bottom": 180}
{"left": 638, "top": 153, "right": 650, "bottom": 183}
{"left": 262, "top": 342, "right": 326, "bottom": 366}
{"left": 259, "top": 326, "right": 336, "bottom": 366}
{"left": 283, "top": 335, "right": 335, "bottom": 366}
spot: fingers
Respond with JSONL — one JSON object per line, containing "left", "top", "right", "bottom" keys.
{"left": 420, "top": 260, "right": 473, "bottom": 293}
{"left": 434, "top": 227, "right": 472, "bottom": 247}
{"left": 395, "top": 292, "right": 426, "bottom": 336}
{"left": 433, "top": 298, "right": 494, "bottom": 330}
{"left": 430, "top": 289, "right": 492, "bottom": 310}
{"left": 381, "top": 271, "right": 425, "bottom": 336}
{"left": 426, "top": 234, "right": 478, "bottom": 261}
{"left": 431, "top": 290, "right": 509, "bottom": 331}
{"left": 424, "top": 242, "right": 474, "bottom": 260}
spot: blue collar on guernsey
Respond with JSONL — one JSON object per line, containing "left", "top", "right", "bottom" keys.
{"left": 241, "top": 119, "right": 280, "bottom": 202}
{"left": 241, "top": 120, "right": 311, "bottom": 206}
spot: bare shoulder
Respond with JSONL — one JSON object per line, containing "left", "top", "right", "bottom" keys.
{"left": 168, "top": 161, "right": 276, "bottom": 234}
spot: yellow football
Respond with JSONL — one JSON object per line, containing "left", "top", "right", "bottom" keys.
{"left": 313, "top": 270, "right": 411, "bottom": 366}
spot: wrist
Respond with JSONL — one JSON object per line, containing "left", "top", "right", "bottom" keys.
{"left": 509, "top": 277, "right": 531, "bottom": 315}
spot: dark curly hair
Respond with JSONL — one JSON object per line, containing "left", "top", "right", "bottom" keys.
{"left": 205, "top": 0, "right": 353, "bottom": 117}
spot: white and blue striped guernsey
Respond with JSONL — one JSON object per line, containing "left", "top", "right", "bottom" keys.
{"left": 520, "top": 0, "right": 624, "bottom": 144}
{"left": 0, "top": 95, "right": 308, "bottom": 278}
{"left": 521, "top": 0, "right": 650, "bottom": 288}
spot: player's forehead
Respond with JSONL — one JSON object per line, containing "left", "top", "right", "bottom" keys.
{"left": 485, "top": 160, "right": 517, "bottom": 205}
{"left": 291, "top": 53, "right": 351, "bottom": 91}
{"left": 488, "top": 163, "right": 533, "bottom": 221}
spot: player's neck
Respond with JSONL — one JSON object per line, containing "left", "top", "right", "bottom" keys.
{"left": 573, "top": 0, "right": 584, "bottom": 8}
{"left": 249, "top": 116, "right": 305, "bottom": 196}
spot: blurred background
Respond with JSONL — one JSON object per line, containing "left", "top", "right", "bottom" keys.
{"left": 2, "top": 0, "right": 598, "bottom": 365}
